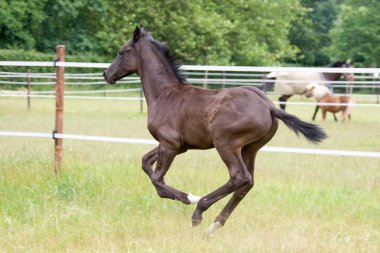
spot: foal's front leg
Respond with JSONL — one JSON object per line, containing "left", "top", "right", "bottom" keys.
{"left": 142, "top": 147, "right": 158, "bottom": 177}
{"left": 146, "top": 144, "right": 201, "bottom": 205}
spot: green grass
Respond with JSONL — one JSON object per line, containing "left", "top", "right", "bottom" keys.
{"left": 0, "top": 96, "right": 379, "bottom": 252}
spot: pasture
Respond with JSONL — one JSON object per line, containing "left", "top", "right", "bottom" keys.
{"left": 0, "top": 95, "right": 379, "bottom": 252}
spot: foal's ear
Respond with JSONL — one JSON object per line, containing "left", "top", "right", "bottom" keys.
{"left": 133, "top": 26, "right": 141, "bottom": 42}
{"left": 133, "top": 25, "right": 146, "bottom": 42}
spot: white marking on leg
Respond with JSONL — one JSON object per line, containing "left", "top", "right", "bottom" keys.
{"left": 205, "top": 221, "right": 222, "bottom": 236}
{"left": 187, "top": 193, "right": 201, "bottom": 204}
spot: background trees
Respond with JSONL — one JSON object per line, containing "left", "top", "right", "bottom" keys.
{"left": 326, "top": 0, "right": 380, "bottom": 67}
{"left": 287, "top": 0, "right": 340, "bottom": 66}
{"left": 0, "top": 0, "right": 378, "bottom": 66}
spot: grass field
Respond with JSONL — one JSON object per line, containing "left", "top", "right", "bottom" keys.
{"left": 0, "top": 95, "right": 379, "bottom": 252}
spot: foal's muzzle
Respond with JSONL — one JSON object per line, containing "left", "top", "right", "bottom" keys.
{"left": 103, "top": 70, "right": 116, "bottom": 84}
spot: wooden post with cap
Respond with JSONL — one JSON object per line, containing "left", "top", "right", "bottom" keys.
{"left": 54, "top": 45, "right": 65, "bottom": 173}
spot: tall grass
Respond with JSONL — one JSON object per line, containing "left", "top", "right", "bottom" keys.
{"left": 0, "top": 97, "right": 379, "bottom": 252}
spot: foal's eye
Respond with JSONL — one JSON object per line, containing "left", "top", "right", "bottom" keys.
{"left": 119, "top": 50, "right": 124, "bottom": 55}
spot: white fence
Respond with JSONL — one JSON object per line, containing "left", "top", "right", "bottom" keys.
{"left": 1, "top": 60, "right": 379, "bottom": 167}
{"left": 1, "top": 61, "right": 379, "bottom": 102}
{"left": 1, "top": 131, "right": 379, "bottom": 158}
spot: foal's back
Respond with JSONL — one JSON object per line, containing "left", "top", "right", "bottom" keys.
{"left": 158, "top": 85, "right": 275, "bottom": 150}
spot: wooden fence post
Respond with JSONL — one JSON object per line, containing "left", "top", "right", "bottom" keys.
{"left": 54, "top": 45, "right": 65, "bottom": 173}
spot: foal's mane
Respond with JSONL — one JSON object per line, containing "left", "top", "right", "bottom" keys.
{"left": 149, "top": 39, "right": 188, "bottom": 84}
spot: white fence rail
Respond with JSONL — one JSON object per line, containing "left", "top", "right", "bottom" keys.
{"left": 1, "top": 131, "right": 379, "bottom": 158}
{"left": 0, "top": 60, "right": 379, "bottom": 73}
{"left": 1, "top": 60, "right": 379, "bottom": 164}
{"left": 1, "top": 93, "right": 380, "bottom": 107}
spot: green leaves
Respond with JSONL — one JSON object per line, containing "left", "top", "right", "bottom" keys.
{"left": 0, "top": 0, "right": 306, "bottom": 65}
{"left": 288, "top": 0, "right": 340, "bottom": 66}
{"left": 327, "top": 1, "right": 380, "bottom": 67}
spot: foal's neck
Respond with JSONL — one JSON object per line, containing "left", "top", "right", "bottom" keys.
{"left": 138, "top": 43, "right": 180, "bottom": 105}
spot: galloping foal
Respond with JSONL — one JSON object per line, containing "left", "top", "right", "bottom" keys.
{"left": 103, "top": 25, "right": 327, "bottom": 235}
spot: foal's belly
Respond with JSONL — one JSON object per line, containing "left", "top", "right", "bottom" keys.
{"left": 182, "top": 123, "right": 214, "bottom": 149}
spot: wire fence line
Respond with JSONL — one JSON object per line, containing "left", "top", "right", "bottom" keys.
{"left": 1, "top": 131, "right": 379, "bottom": 158}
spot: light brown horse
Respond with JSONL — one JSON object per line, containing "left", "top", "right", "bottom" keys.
{"left": 103, "top": 25, "right": 327, "bottom": 235}
{"left": 305, "top": 83, "right": 353, "bottom": 122}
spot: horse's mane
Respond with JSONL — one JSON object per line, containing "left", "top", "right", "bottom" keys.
{"left": 149, "top": 39, "right": 189, "bottom": 85}
{"left": 330, "top": 61, "right": 348, "bottom": 67}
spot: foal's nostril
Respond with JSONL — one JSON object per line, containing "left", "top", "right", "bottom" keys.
{"left": 103, "top": 71, "right": 106, "bottom": 77}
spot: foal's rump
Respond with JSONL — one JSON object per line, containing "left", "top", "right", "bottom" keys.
{"left": 232, "top": 86, "right": 326, "bottom": 143}
{"left": 272, "top": 71, "right": 322, "bottom": 95}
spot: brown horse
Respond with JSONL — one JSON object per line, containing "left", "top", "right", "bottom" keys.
{"left": 305, "top": 83, "right": 353, "bottom": 122}
{"left": 103, "top": 25, "right": 327, "bottom": 235}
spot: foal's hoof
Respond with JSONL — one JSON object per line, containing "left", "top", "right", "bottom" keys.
{"left": 192, "top": 218, "right": 202, "bottom": 227}
{"left": 191, "top": 210, "right": 203, "bottom": 227}
{"left": 205, "top": 221, "right": 222, "bottom": 236}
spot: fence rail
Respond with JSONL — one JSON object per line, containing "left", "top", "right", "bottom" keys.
{"left": 1, "top": 60, "right": 380, "bottom": 73}
{"left": 1, "top": 59, "right": 380, "bottom": 172}
{"left": 1, "top": 131, "right": 379, "bottom": 158}
{"left": 2, "top": 93, "right": 380, "bottom": 106}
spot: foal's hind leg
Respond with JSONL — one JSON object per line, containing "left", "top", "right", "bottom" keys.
{"left": 192, "top": 144, "right": 251, "bottom": 227}
{"left": 206, "top": 120, "right": 278, "bottom": 235}
{"left": 205, "top": 147, "right": 258, "bottom": 235}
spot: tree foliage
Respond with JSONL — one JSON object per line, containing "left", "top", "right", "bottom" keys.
{"left": 0, "top": 0, "right": 304, "bottom": 65}
{"left": 327, "top": 0, "right": 380, "bottom": 67}
{"left": 288, "top": 0, "right": 340, "bottom": 66}
{"left": 0, "top": 0, "right": 378, "bottom": 67}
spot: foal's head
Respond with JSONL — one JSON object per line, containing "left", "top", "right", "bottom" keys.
{"left": 103, "top": 25, "right": 186, "bottom": 85}
{"left": 103, "top": 25, "right": 150, "bottom": 84}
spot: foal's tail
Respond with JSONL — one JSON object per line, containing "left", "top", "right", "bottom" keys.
{"left": 270, "top": 107, "right": 327, "bottom": 144}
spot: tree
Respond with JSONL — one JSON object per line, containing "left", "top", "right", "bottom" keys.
{"left": 0, "top": 0, "right": 46, "bottom": 50}
{"left": 288, "top": 0, "right": 340, "bottom": 66}
{"left": 327, "top": 0, "right": 380, "bottom": 67}
{"left": 0, "top": 0, "right": 306, "bottom": 66}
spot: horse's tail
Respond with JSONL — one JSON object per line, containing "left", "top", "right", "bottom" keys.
{"left": 270, "top": 107, "right": 327, "bottom": 143}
